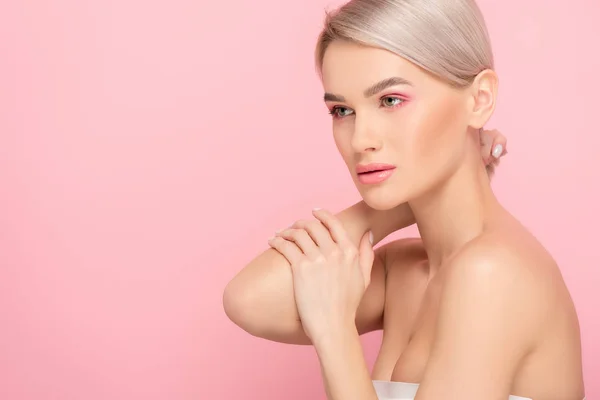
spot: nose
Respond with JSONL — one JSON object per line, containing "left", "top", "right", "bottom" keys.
{"left": 351, "top": 115, "right": 382, "bottom": 153}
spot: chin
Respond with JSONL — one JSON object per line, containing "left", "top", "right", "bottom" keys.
{"left": 359, "top": 187, "right": 408, "bottom": 211}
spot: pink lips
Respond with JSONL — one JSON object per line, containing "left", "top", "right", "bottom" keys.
{"left": 355, "top": 163, "right": 396, "bottom": 185}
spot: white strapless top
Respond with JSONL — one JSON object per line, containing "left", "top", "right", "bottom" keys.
{"left": 373, "top": 380, "right": 529, "bottom": 400}
{"left": 372, "top": 380, "right": 585, "bottom": 400}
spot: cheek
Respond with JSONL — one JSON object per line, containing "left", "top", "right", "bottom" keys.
{"left": 414, "top": 101, "right": 464, "bottom": 157}
{"left": 332, "top": 126, "right": 354, "bottom": 165}
{"left": 403, "top": 101, "right": 467, "bottom": 181}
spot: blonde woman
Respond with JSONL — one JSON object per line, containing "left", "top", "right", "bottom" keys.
{"left": 223, "top": 0, "right": 585, "bottom": 399}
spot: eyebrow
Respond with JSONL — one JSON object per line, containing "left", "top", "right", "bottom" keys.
{"left": 323, "top": 76, "right": 413, "bottom": 102}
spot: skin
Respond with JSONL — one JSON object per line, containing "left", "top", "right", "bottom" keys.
{"left": 222, "top": 40, "right": 585, "bottom": 400}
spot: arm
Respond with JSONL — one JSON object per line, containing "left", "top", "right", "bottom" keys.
{"left": 222, "top": 200, "right": 414, "bottom": 344}
{"left": 314, "top": 326, "right": 379, "bottom": 400}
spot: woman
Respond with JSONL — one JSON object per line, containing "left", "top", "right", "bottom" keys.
{"left": 222, "top": 0, "right": 585, "bottom": 399}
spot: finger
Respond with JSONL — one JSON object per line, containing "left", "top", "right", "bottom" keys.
{"left": 480, "top": 129, "right": 508, "bottom": 165}
{"left": 268, "top": 236, "right": 304, "bottom": 265}
{"left": 491, "top": 143, "right": 504, "bottom": 160}
{"left": 311, "top": 208, "right": 351, "bottom": 247}
{"left": 292, "top": 219, "right": 336, "bottom": 251}
{"left": 490, "top": 133, "right": 507, "bottom": 160}
{"left": 276, "top": 228, "right": 322, "bottom": 260}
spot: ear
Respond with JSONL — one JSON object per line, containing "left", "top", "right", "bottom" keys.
{"left": 467, "top": 69, "right": 499, "bottom": 130}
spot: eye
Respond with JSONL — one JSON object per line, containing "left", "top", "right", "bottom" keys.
{"left": 329, "top": 106, "right": 354, "bottom": 119}
{"left": 381, "top": 96, "right": 404, "bottom": 108}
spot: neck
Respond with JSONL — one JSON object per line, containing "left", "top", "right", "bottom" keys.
{"left": 408, "top": 149, "right": 503, "bottom": 275}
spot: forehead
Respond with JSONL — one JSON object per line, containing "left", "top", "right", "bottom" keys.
{"left": 321, "top": 40, "right": 439, "bottom": 94}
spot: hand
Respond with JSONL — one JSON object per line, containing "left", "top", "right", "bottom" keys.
{"left": 267, "top": 209, "right": 373, "bottom": 344}
{"left": 480, "top": 128, "right": 508, "bottom": 176}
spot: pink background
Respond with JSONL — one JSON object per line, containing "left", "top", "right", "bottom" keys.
{"left": 1, "top": 0, "right": 598, "bottom": 399}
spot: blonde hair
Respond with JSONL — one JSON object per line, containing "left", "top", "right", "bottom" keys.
{"left": 315, "top": 0, "right": 494, "bottom": 88}
{"left": 314, "top": 0, "right": 498, "bottom": 175}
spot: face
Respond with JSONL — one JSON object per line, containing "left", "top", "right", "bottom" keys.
{"left": 321, "top": 41, "right": 475, "bottom": 210}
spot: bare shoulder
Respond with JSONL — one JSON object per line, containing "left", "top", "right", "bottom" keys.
{"left": 443, "top": 222, "right": 576, "bottom": 341}
{"left": 430, "top": 222, "right": 584, "bottom": 397}
{"left": 449, "top": 223, "right": 564, "bottom": 294}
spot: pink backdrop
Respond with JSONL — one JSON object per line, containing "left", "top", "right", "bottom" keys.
{"left": 1, "top": 0, "right": 598, "bottom": 399}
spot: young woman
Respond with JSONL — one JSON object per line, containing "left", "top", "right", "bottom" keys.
{"left": 223, "top": 1, "right": 585, "bottom": 399}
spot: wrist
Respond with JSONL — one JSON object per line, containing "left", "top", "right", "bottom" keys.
{"left": 311, "top": 320, "right": 359, "bottom": 353}
{"left": 335, "top": 201, "right": 373, "bottom": 244}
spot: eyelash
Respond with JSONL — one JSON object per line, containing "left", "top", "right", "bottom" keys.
{"left": 328, "top": 96, "right": 406, "bottom": 119}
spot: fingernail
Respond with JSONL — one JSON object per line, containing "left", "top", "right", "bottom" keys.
{"left": 369, "top": 231, "right": 374, "bottom": 244}
{"left": 492, "top": 144, "right": 503, "bottom": 159}
{"left": 312, "top": 208, "right": 321, "bottom": 211}
{"left": 268, "top": 236, "right": 274, "bottom": 241}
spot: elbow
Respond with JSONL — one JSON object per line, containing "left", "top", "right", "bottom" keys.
{"left": 222, "top": 277, "right": 259, "bottom": 335}
{"left": 222, "top": 277, "right": 281, "bottom": 341}
{"left": 222, "top": 278, "right": 245, "bottom": 327}
{"left": 223, "top": 277, "right": 308, "bottom": 345}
